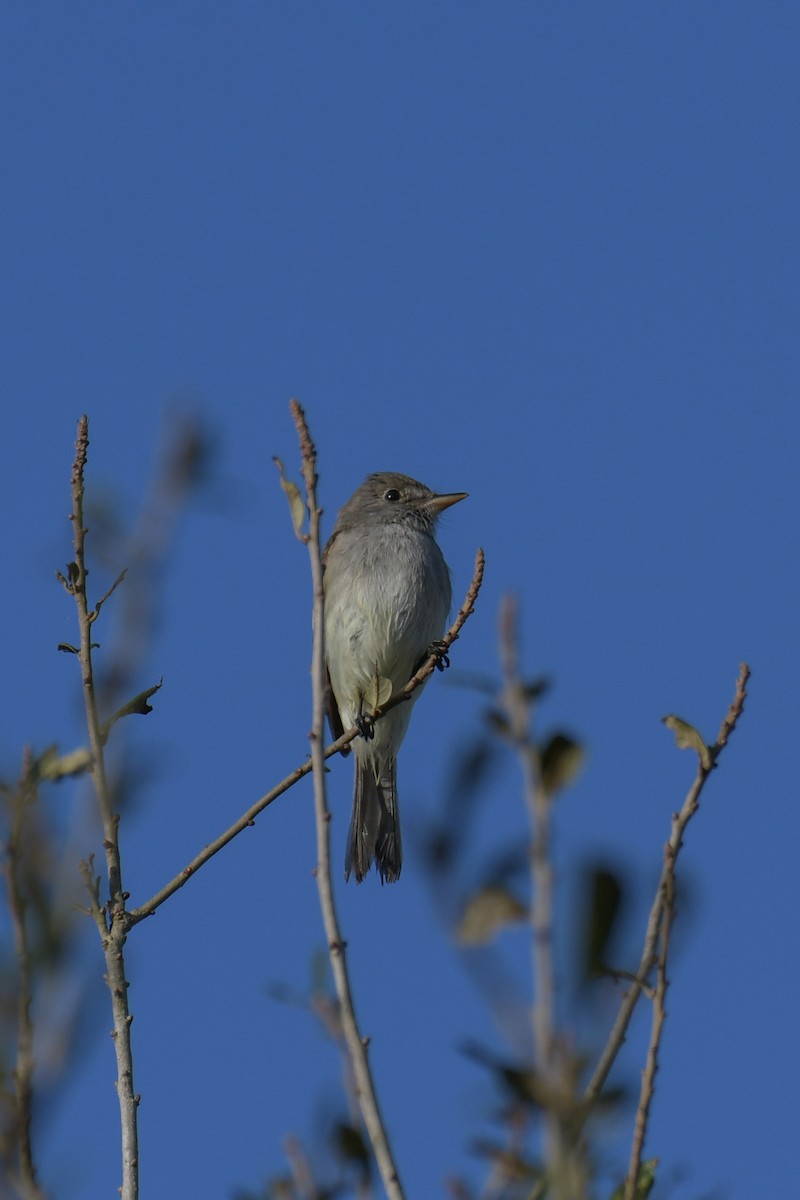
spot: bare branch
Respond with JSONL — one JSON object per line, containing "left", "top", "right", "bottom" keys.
{"left": 498, "top": 599, "right": 559, "bottom": 1162}
{"left": 619, "top": 667, "right": 749, "bottom": 1197}
{"left": 622, "top": 845, "right": 673, "bottom": 1200}
{"left": 3, "top": 752, "right": 48, "bottom": 1200}
{"left": 291, "top": 398, "right": 405, "bottom": 1200}
{"left": 714, "top": 661, "right": 750, "bottom": 753}
{"left": 67, "top": 416, "right": 139, "bottom": 1200}
{"left": 585, "top": 663, "right": 750, "bottom": 1181}
{"left": 90, "top": 567, "right": 128, "bottom": 624}
{"left": 93, "top": 410, "right": 210, "bottom": 717}
{"left": 498, "top": 599, "right": 593, "bottom": 1200}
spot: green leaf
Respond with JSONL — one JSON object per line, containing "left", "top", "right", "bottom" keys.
{"left": 332, "top": 1121, "right": 369, "bottom": 1168}
{"left": 100, "top": 682, "right": 163, "bottom": 744}
{"left": 272, "top": 455, "right": 306, "bottom": 537}
{"left": 610, "top": 1158, "right": 658, "bottom": 1199}
{"left": 580, "top": 866, "right": 625, "bottom": 981}
{"left": 461, "top": 1040, "right": 550, "bottom": 1110}
{"left": 484, "top": 707, "right": 511, "bottom": 737}
{"left": 540, "top": 732, "right": 584, "bottom": 795}
{"left": 662, "top": 714, "right": 712, "bottom": 769}
{"left": 457, "top": 885, "right": 527, "bottom": 945}
{"left": 523, "top": 676, "right": 550, "bottom": 701}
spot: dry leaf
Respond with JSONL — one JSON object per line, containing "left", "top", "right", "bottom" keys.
{"left": 662, "top": 714, "right": 712, "bottom": 769}
{"left": 272, "top": 455, "right": 306, "bottom": 538}
{"left": 457, "top": 885, "right": 527, "bottom": 945}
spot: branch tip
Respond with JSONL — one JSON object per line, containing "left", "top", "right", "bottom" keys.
{"left": 290, "top": 399, "right": 317, "bottom": 474}
{"left": 72, "top": 414, "right": 89, "bottom": 491}
{"left": 715, "top": 661, "right": 750, "bottom": 750}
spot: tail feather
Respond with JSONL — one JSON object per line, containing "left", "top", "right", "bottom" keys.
{"left": 346, "top": 758, "right": 402, "bottom": 883}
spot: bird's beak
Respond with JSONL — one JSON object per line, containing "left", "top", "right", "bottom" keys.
{"left": 428, "top": 491, "right": 468, "bottom": 513}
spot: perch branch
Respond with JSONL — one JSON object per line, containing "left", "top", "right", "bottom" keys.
{"left": 128, "top": 549, "right": 484, "bottom": 925}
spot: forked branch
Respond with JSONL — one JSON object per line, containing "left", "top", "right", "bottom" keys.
{"left": 587, "top": 663, "right": 750, "bottom": 1200}
{"left": 66, "top": 417, "right": 139, "bottom": 1200}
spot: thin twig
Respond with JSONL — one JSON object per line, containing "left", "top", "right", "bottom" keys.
{"left": 498, "top": 599, "right": 560, "bottom": 1171}
{"left": 714, "top": 662, "right": 750, "bottom": 753}
{"left": 91, "top": 568, "right": 128, "bottom": 623}
{"left": 67, "top": 417, "right": 139, "bottom": 1200}
{"left": 619, "top": 663, "right": 749, "bottom": 1198}
{"left": 308, "top": 990, "right": 373, "bottom": 1200}
{"left": 283, "top": 1133, "right": 318, "bottom": 1199}
{"left": 521, "top": 664, "right": 752, "bottom": 1200}
{"left": 128, "top": 549, "right": 485, "bottom": 925}
{"left": 15, "top": 415, "right": 204, "bottom": 1190}
{"left": 477, "top": 1106, "right": 531, "bottom": 1200}
{"left": 291, "top": 399, "right": 405, "bottom": 1200}
{"left": 499, "top": 600, "right": 590, "bottom": 1200}
{"left": 564, "top": 664, "right": 750, "bottom": 1200}
{"left": 622, "top": 846, "right": 672, "bottom": 1200}
{"left": 94, "top": 411, "right": 208, "bottom": 715}
{"left": 584, "top": 663, "right": 750, "bottom": 1111}
{"left": 3, "top": 751, "right": 48, "bottom": 1200}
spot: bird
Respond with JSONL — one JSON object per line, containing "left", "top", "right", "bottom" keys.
{"left": 323, "top": 472, "right": 467, "bottom": 883}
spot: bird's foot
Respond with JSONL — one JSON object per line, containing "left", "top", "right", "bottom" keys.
{"left": 356, "top": 712, "right": 375, "bottom": 741}
{"left": 426, "top": 639, "right": 451, "bottom": 672}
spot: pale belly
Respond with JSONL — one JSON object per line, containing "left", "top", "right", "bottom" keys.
{"left": 324, "top": 524, "right": 450, "bottom": 751}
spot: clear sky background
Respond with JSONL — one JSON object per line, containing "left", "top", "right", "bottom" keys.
{"left": 2, "top": 4, "right": 798, "bottom": 1198}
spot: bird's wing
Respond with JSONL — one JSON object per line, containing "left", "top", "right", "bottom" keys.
{"left": 321, "top": 532, "right": 350, "bottom": 754}
{"left": 326, "top": 665, "right": 347, "bottom": 743}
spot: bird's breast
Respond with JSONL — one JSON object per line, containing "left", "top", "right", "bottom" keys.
{"left": 324, "top": 524, "right": 451, "bottom": 695}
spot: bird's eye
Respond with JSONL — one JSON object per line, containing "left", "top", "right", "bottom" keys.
{"left": 384, "top": 489, "right": 401, "bottom": 502}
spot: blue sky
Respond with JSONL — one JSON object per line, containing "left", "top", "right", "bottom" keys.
{"left": 2, "top": 4, "right": 798, "bottom": 1197}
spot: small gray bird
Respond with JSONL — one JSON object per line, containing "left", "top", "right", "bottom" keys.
{"left": 323, "top": 472, "right": 467, "bottom": 883}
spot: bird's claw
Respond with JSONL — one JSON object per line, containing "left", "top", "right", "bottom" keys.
{"left": 356, "top": 713, "right": 375, "bottom": 741}
{"left": 427, "top": 639, "right": 451, "bottom": 672}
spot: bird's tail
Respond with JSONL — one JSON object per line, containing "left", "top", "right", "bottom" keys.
{"left": 346, "top": 757, "right": 402, "bottom": 883}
